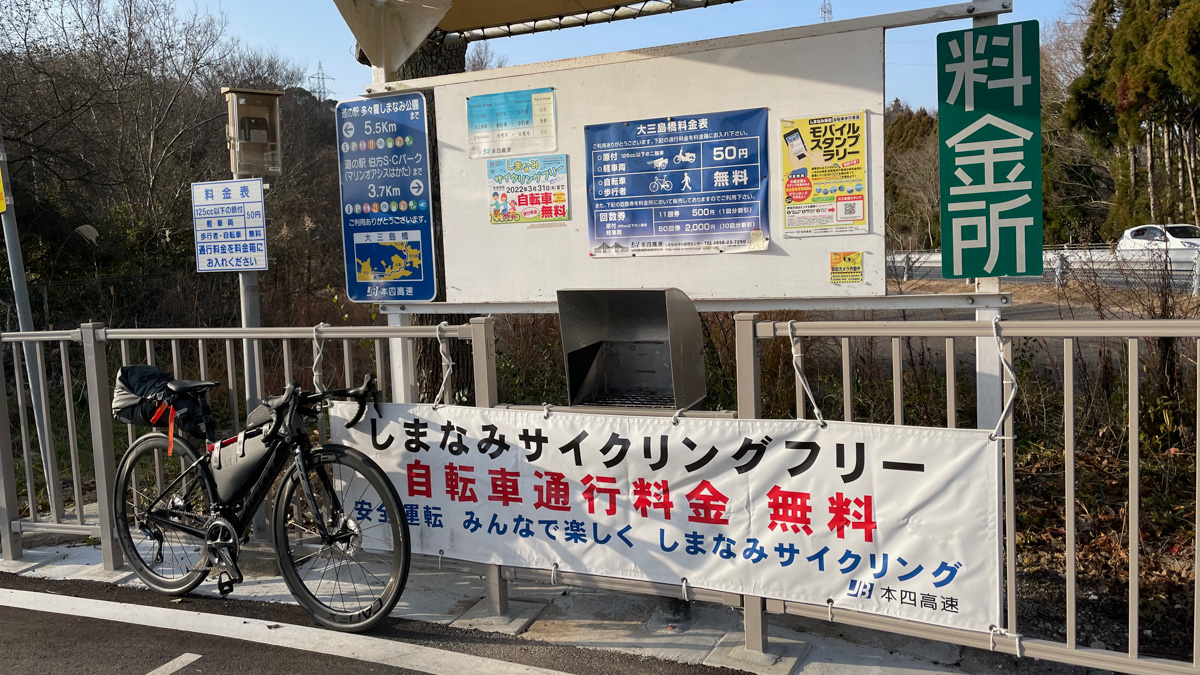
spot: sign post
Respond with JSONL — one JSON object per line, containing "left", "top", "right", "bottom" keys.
{"left": 937, "top": 20, "right": 1042, "bottom": 279}
{"left": 336, "top": 92, "right": 438, "bottom": 303}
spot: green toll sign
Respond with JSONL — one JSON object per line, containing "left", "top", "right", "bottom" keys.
{"left": 937, "top": 20, "right": 1042, "bottom": 279}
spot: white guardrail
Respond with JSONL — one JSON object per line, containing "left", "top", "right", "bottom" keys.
{"left": 887, "top": 247, "right": 1200, "bottom": 293}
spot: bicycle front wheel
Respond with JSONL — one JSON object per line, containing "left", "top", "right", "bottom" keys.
{"left": 274, "top": 444, "right": 410, "bottom": 632}
{"left": 113, "top": 434, "right": 212, "bottom": 595}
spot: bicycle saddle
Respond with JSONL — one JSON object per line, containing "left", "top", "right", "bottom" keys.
{"left": 166, "top": 379, "right": 219, "bottom": 395}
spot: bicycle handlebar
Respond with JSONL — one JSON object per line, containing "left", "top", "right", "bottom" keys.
{"left": 268, "top": 374, "right": 381, "bottom": 437}
{"left": 341, "top": 373, "right": 380, "bottom": 428}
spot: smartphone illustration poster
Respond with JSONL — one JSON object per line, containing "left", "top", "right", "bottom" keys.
{"left": 780, "top": 111, "right": 869, "bottom": 237}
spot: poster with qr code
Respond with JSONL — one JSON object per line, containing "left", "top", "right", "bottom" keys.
{"left": 781, "top": 111, "right": 869, "bottom": 237}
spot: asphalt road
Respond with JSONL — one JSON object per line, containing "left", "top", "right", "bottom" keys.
{"left": 0, "top": 573, "right": 742, "bottom": 675}
{"left": 0, "top": 603, "right": 416, "bottom": 675}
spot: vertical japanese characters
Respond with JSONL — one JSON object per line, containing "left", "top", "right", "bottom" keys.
{"left": 937, "top": 21, "right": 1042, "bottom": 278}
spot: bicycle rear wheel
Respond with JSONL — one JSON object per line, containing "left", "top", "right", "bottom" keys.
{"left": 113, "top": 434, "right": 212, "bottom": 594}
{"left": 274, "top": 444, "right": 410, "bottom": 632}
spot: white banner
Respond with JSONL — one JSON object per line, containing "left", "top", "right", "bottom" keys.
{"left": 330, "top": 403, "right": 1001, "bottom": 632}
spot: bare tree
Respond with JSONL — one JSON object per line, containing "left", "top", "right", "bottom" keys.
{"left": 465, "top": 41, "right": 509, "bottom": 72}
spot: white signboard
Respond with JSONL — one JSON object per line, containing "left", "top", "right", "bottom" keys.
{"left": 191, "top": 178, "right": 267, "bottom": 272}
{"left": 332, "top": 403, "right": 1002, "bottom": 633}
{"left": 431, "top": 27, "right": 887, "bottom": 302}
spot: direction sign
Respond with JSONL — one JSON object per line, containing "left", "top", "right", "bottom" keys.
{"left": 336, "top": 92, "right": 437, "bottom": 303}
{"left": 191, "top": 178, "right": 267, "bottom": 272}
{"left": 937, "top": 20, "right": 1041, "bottom": 278}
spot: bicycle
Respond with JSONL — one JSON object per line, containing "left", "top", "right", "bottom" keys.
{"left": 649, "top": 175, "right": 673, "bottom": 192}
{"left": 111, "top": 372, "right": 410, "bottom": 632}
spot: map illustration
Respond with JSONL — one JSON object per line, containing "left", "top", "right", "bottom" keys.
{"left": 354, "top": 236, "right": 422, "bottom": 282}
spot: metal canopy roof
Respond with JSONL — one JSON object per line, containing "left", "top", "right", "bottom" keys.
{"left": 334, "top": 0, "right": 746, "bottom": 79}
{"left": 434, "top": 0, "right": 746, "bottom": 40}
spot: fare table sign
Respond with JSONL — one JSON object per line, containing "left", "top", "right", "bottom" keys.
{"left": 332, "top": 403, "right": 1003, "bottom": 633}
{"left": 584, "top": 108, "right": 770, "bottom": 257}
{"left": 336, "top": 92, "right": 437, "bottom": 302}
{"left": 191, "top": 178, "right": 267, "bottom": 272}
{"left": 937, "top": 20, "right": 1042, "bottom": 278}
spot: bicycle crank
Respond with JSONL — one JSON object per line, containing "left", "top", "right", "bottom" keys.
{"left": 204, "top": 517, "right": 242, "bottom": 595}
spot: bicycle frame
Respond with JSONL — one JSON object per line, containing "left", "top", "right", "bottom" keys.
{"left": 139, "top": 393, "right": 341, "bottom": 543}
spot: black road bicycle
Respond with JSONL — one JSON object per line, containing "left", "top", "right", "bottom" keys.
{"left": 111, "top": 373, "right": 410, "bottom": 632}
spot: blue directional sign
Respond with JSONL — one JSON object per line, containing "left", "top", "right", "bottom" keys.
{"left": 584, "top": 108, "right": 769, "bottom": 257}
{"left": 336, "top": 92, "right": 437, "bottom": 302}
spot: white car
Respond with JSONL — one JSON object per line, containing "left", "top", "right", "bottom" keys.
{"left": 1115, "top": 224, "right": 1200, "bottom": 251}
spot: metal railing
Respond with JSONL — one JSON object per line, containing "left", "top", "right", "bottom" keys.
{"left": 888, "top": 248, "right": 1200, "bottom": 294}
{"left": 3, "top": 315, "right": 1200, "bottom": 673}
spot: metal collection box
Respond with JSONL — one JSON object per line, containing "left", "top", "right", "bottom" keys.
{"left": 222, "top": 87, "right": 283, "bottom": 177}
{"left": 557, "top": 288, "right": 706, "bottom": 409}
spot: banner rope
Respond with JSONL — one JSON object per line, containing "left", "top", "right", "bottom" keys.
{"left": 542, "top": 402, "right": 553, "bottom": 419}
{"left": 988, "top": 625, "right": 1024, "bottom": 656}
{"left": 671, "top": 403, "right": 694, "bottom": 426}
{"left": 787, "top": 321, "right": 828, "bottom": 428}
{"left": 989, "top": 317, "right": 1018, "bottom": 442}
{"left": 311, "top": 322, "right": 331, "bottom": 393}
{"left": 431, "top": 322, "right": 454, "bottom": 410}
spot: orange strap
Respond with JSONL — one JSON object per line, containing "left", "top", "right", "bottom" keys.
{"left": 167, "top": 406, "right": 176, "bottom": 457}
{"left": 150, "top": 402, "right": 168, "bottom": 424}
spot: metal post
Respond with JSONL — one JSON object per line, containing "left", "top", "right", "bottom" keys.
{"left": 735, "top": 313, "right": 762, "bottom": 420}
{"left": 469, "top": 316, "right": 507, "bottom": 613}
{"left": 80, "top": 322, "right": 122, "bottom": 570}
{"left": 1191, "top": 251, "right": 1199, "bottom": 297}
{"left": 0, "top": 132, "right": 60, "bottom": 515}
{"left": 470, "top": 318, "right": 498, "bottom": 408}
{"left": 485, "top": 559, "right": 509, "bottom": 616}
{"left": 386, "top": 311, "right": 416, "bottom": 403}
{"left": 0, "top": 346, "right": 23, "bottom": 561}
{"left": 734, "top": 312, "right": 768, "bottom": 653}
{"left": 974, "top": 278, "right": 1003, "bottom": 430}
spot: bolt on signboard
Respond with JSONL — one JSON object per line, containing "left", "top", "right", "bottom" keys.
{"left": 937, "top": 20, "right": 1041, "bottom": 279}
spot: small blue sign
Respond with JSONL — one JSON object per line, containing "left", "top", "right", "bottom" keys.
{"left": 585, "top": 108, "right": 770, "bottom": 257}
{"left": 336, "top": 92, "right": 437, "bottom": 303}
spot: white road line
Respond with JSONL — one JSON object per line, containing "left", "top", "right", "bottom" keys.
{"left": 146, "top": 652, "right": 202, "bottom": 675}
{"left": 0, "top": 589, "right": 565, "bottom": 675}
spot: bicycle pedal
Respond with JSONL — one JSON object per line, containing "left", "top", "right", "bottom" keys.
{"left": 217, "top": 572, "right": 235, "bottom": 596}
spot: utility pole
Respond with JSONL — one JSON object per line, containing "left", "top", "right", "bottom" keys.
{"left": 0, "top": 130, "right": 64, "bottom": 521}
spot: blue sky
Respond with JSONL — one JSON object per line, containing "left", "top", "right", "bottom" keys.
{"left": 204, "top": 0, "right": 1073, "bottom": 110}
